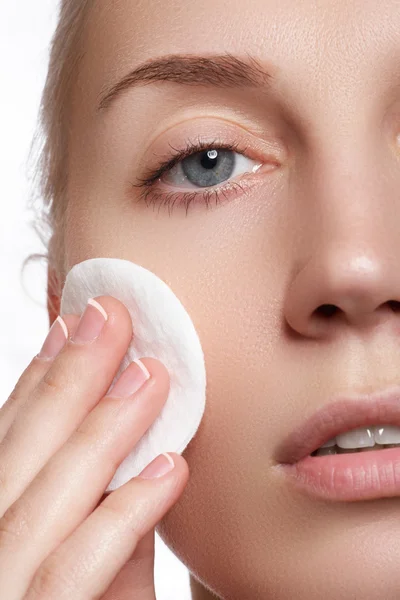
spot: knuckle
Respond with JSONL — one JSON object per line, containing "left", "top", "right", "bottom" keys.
{"left": 62, "top": 426, "right": 94, "bottom": 461}
{"left": 26, "top": 356, "right": 49, "bottom": 379}
{"left": 4, "top": 390, "right": 20, "bottom": 409}
{"left": 69, "top": 411, "right": 121, "bottom": 468}
{"left": 97, "top": 499, "right": 142, "bottom": 539}
{"left": 0, "top": 499, "right": 34, "bottom": 547}
{"left": 10, "top": 358, "right": 39, "bottom": 393}
{"left": 37, "top": 370, "right": 61, "bottom": 395}
{"left": 34, "top": 372, "right": 59, "bottom": 397}
{"left": 1, "top": 384, "right": 27, "bottom": 414}
{"left": 65, "top": 425, "right": 119, "bottom": 480}
{"left": 96, "top": 498, "right": 124, "bottom": 522}
{"left": 34, "top": 367, "right": 76, "bottom": 403}
{"left": 67, "top": 420, "right": 99, "bottom": 453}
{"left": 97, "top": 498, "right": 143, "bottom": 541}
{"left": 1, "top": 358, "right": 44, "bottom": 412}
{"left": 30, "top": 558, "right": 77, "bottom": 599}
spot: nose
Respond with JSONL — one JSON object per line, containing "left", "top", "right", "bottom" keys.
{"left": 284, "top": 149, "right": 400, "bottom": 339}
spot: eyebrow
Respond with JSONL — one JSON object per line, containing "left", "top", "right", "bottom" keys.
{"left": 97, "top": 52, "right": 276, "bottom": 111}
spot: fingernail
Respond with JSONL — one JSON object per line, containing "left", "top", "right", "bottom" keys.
{"left": 108, "top": 359, "right": 151, "bottom": 398}
{"left": 38, "top": 316, "right": 68, "bottom": 360}
{"left": 138, "top": 453, "right": 175, "bottom": 479}
{"left": 72, "top": 298, "right": 108, "bottom": 344}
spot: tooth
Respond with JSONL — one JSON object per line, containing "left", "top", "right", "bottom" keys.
{"left": 359, "top": 443, "right": 380, "bottom": 452}
{"left": 359, "top": 443, "right": 400, "bottom": 452}
{"left": 320, "top": 437, "right": 336, "bottom": 448}
{"left": 314, "top": 442, "right": 400, "bottom": 457}
{"left": 315, "top": 446, "right": 337, "bottom": 456}
{"left": 373, "top": 425, "right": 400, "bottom": 445}
{"left": 336, "top": 427, "right": 375, "bottom": 449}
{"left": 319, "top": 425, "right": 400, "bottom": 451}
{"left": 337, "top": 446, "right": 358, "bottom": 453}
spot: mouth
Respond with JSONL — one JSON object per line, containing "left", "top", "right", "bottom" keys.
{"left": 273, "top": 387, "right": 400, "bottom": 502}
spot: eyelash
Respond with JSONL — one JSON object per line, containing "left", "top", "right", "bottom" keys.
{"left": 130, "top": 136, "right": 256, "bottom": 215}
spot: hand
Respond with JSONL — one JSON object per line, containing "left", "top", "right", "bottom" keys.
{"left": 0, "top": 296, "right": 189, "bottom": 599}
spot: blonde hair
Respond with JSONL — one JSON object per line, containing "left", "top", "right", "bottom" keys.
{"left": 28, "top": 0, "right": 92, "bottom": 282}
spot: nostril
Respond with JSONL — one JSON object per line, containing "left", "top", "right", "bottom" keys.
{"left": 387, "top": 300, "right": 400, "bottom": 312}
{"left": 313, "top": 301, "right": 400, "bottom": 321}
{"left": 314, "top": 304, "right": 339, "bottom": 318}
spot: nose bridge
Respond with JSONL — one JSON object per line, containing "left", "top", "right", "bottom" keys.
{"left": 311, "top": 127, "right": 391, "bottom": 242}
{"left": 284, "top": 120, "right": 400, "bottom": 339}
{"left": 302, "top": 105, "right": 398, "bottom": 247}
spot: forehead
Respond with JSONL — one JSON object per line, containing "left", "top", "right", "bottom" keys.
{"left": 85, "top": 0, "right": 400, "bottom": 68}
{"left": 80, "top": 0, "right": 400, "bottom": 117}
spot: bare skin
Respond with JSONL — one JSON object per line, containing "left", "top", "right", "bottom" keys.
{"left": 48, "top": 0, "right": 400, "bottom": 597}
{"left": 0, "top": 297, "right": 189, "bottom": 598}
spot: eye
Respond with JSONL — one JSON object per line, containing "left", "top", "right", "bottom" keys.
{"left": 161, "top": 147, "right": 262, "bottom": 189}
{"left": 131, "top": 138, "right": 268, "bottom": 215}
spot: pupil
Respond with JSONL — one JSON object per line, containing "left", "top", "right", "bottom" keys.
{"left": 200, "top": 149, "right": 219, "bottom": 170}
{"left": 181, "top": 147, "right": 235, "bottom": 187}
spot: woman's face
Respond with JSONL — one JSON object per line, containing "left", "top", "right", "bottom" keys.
{"left": 62, "top": 0, "right": 400, "bottom": 597}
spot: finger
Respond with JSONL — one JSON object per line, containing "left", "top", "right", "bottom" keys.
{"left": 0, "top": 315, "right": 80, "bottom": 442}
{"left": 0, "top": 295, "right": 133, "bottom": 513}
{"left": 26, "top": 453, "right": 188, "bottom": 600}
{"left": 0, "top": 357, "right": 171, "bottom": 598}
{"left": 99, "top": 528, "right": 156, "bottom": 600}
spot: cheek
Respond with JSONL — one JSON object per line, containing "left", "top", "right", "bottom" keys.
{"left": 154, "top": 346, "right": 277, "bottom": 582}
{"left": 155, "top": 397, "right": 239, "bottom": 589}
{"left": 155, "top": 382, "right": 286, "bottom": 600}
{"left": 154, "top": 302, "right": 295, "bottom": 596}
{"left": 65, "top": 200, "right": 293, "bottom": 595}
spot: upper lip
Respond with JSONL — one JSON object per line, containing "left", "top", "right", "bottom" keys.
{"left": 274, "top": 386, "right": 400, "bottom": 464}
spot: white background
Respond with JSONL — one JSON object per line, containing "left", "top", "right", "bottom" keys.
{"left": 0, "top": 1, "right": 191, "bottom": 597}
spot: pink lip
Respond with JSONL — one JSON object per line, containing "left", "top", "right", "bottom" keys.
{"left": 273, "top": 386, "right": 400, "bottom": 502}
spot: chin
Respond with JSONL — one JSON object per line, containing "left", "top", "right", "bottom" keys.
{"left": 157, "top": 496, "right": 400, "bottom": 600}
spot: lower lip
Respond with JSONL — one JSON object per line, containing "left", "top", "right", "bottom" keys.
{"left": 276, "top": 446, "right": 400, "bottom": 501}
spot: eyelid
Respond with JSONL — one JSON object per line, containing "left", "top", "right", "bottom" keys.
{"left": 136, "top": 118, "right": 285, "bottom": 177}
{"left": 130, "top": 122, "right": 284, "bottom": 215}
{"left": 136, "top": 135, "right": 282, "bottom": 193}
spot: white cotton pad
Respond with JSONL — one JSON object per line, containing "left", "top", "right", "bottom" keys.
{"left": 60, "top": 257, "right": 206, "bottom": 492}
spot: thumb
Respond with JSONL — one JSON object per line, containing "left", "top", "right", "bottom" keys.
{"left": 100, "top": 528, "right": 156, "bottom": 600}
